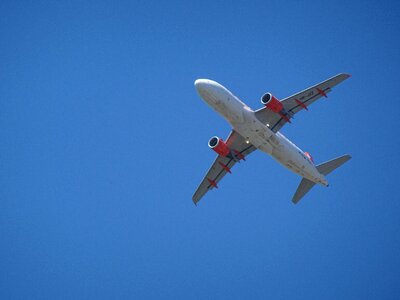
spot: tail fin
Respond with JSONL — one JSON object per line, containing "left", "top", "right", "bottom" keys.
{"left": 292, "top": 154, "right": 352, "bottom": 204}
{"left": 316, "top": 154, "right": 352, "bottom": 176}
{"left": 292, "top": 178, "right": 316, "bottom": 204}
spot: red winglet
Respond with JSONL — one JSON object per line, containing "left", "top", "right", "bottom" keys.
{"left": 316, "top": 88, "right": 328, "bottom": 98}
{"left": 295, "top": 98, "right": 308, "bottom": 110}
{"left": 279, "top": 113, "right": 292, "bottom": 123}
{"left": 219, "top": 162, "right": 232, "bottom": 173}
{"left": 207, "top": 178, "right": 218, "bottom": 188}
{"left": 233, "top": 150, "right": 246, "bottom": 161}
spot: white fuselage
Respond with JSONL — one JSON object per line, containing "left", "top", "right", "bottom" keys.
{"left": 195, "top": 79, "right": 328, "bottom": 186}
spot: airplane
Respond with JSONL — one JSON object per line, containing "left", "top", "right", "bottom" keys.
{"left": 192, "top": 74, "right": 351, "bottom": 205}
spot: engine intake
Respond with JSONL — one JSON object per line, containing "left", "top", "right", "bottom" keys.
{"left": 261, "top": 93, "right": 283, "bottom": 113}
{"left": 208, "top": 136, "right": 230, "bottom": 157}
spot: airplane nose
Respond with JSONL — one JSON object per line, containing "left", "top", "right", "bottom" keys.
{"left": 194, "top": 79, "right": 210, "bottom": 97}
{"left": 194, "top": 79, "right": 223, "bottom": 103}
{"left": 194, "top": 79, "right": 208, "bottom": 90}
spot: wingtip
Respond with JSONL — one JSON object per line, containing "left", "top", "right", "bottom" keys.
{"left": 344, "top": 154, "right": 352, "bottom": 161}
{"left": 336, "top": 73, "right": 351, "bottom": 79}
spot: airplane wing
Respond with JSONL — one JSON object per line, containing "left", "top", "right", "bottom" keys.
{"left": 254, "top": 73, "right": 351, "bottom": 133}
{"left": 192, "top": 130, "right": 256, "bottom": 205}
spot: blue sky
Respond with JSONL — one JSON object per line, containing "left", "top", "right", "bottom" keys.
{"left": 1, "top": 0, "right": 400, "bottom": 299}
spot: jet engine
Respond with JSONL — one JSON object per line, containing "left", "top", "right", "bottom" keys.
{"left": 261, "top": 93, "right": 292, "bottom": 123}
{"left": 261, "top": 93, "right": 283, "bottom": 112}
{"left": 208, "top": 136, "right": 230, "bottom": 157}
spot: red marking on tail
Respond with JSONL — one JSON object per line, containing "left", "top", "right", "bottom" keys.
{"left": 304, "top": 152, "right": 314, "bottom": 164}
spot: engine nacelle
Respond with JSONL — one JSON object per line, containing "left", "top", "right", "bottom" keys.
{"left": 261, "top": 93, "right": 283, "bottom": 113}
{"left": 208, "top": 136, "right": 230, "bottom": 157}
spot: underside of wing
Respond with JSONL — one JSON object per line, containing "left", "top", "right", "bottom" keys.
{"left": 254, "top": 73, "right": 351, "bottom": 133}
{"left": 192, "top": 130, "right": 256, "bottom": 205}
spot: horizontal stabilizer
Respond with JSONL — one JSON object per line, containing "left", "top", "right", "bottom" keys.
{"left": 293, "top": 155, "right": 351, "bottom": 204}
{"left": 316, "top": 155, "right": 352, "bottom": 176}
{"left": 292, "top": 178, "right": 316, "bottom": 204}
